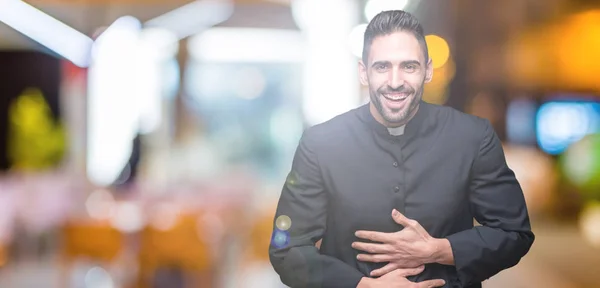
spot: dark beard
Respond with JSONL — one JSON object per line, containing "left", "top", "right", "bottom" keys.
{"left": 370, "top": 83, "right": 424, "bottom": 125}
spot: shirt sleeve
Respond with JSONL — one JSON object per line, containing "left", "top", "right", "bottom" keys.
{"left": 269, "top": 129, "right": 365, "bottom": 288}
{"left": 446, "top": 119, "right": 535, "bottom": 286}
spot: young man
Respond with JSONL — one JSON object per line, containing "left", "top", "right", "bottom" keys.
{"left": 269, "top": 10, "right": 534, "bottom": 288}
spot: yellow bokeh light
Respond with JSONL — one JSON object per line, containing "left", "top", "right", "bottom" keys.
{"left": 579, "top": 201, "right": 600, "bottom": 248}
{"left": 508, "top": 9, "right": 600, "bottom": 92}
{"left": 425, "top": 34, "right": 450, "bottom": 69}
{"left": 423, "top": 57, "right": 455, "bottom": 105}
{"left": 276, "top": 215, "right": 292, "bottom": 231}
{"left": 554, "top": 10, "right": 600, "bottom": 91}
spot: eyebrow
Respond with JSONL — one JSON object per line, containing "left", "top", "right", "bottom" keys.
{"left": 371, "top": 60, "right": 421, "bottom": 68}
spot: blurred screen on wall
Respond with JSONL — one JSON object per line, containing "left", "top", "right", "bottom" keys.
{"left": 536, "top": 95, "right": 600, "bottom": 155}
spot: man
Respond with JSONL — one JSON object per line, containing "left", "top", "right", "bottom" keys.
{"left": 269, "top": 10, "right": 534, "bottom": 288}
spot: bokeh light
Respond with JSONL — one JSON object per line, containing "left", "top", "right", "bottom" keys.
{"left": 85, "top": 189, "right": 116, "bottom": 220}
{"left": 554, "top": 10, "right": 600, "bottom": 92}
{"left": 423, "top": 57, "right": 455, "bottom": 105}
{"left": 508, "top": 10, "right": 600, "bottom": 92}
{"left": 271, "top": 229, "right": 290, "bottom": 249}
{"left": 84, "top": 266, "right": 115, "bottom": 288}
{"left": 275, "top": 215, "right": 292, "bottom": 231}
{"left": 286, "top": 172, "right": 297, "bottom": 186}
{"left": 536, "top": 102, "right": 600, "bottom": 155}
{"left": 150, "top": 202, "right": 180, "bottom": 231}
{"left": 425, "top": 34, "right": 450, "bottom": 69}
{"left": 561, "top": 134, "right": 600, "bottom": 198}
{"left": 109, "top": 202, "right": 144, "bottom": 233}
{"left": 579, "top": 201, "right": 600, "bottom": 248}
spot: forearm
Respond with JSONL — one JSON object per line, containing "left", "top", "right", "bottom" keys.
{"left": 270, "top": 245, "right": 365, "bottom": 288}
{"left": 443, "top": 119, "right": 535, "bottom": 285}
{"left": 444, "top": 226, "right": 534, "bottom": 286}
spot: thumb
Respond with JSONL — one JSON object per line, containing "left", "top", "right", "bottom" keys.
{"left": 369, "top": 262, "right": 398, "bottom": 277}
{"left": 392, "top": 209, "right": 412, "bottom": 227}
{"left": 417, "top": 279, "right": 446, "bottom": 288}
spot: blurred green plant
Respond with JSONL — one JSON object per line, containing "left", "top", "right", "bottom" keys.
{"left": 7, "top": 87, "right": 67, "bottom": 171}
{"left": 560, "top": 133, "right": 600, "bottom": 201}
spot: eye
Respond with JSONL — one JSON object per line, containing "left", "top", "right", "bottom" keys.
{"left": 404, "top": 64, "right": 418, "bottom": 73}
{"left": 374, "top": 64, "right": 388, "bottom": 72}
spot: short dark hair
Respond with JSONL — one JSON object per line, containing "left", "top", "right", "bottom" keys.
{"left": 362, "top": 10, "right": 429, "bottom": 65}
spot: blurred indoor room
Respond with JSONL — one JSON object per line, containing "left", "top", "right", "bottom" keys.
{"left": 0, "top": 0, "right": 599, "bottom": 287}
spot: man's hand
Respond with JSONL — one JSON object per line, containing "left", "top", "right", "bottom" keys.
{"left": 353, "top": 209, "right": 442, "bottom": 277}
{"left": 358, "top": 266, "right": 446, "bottom": 288}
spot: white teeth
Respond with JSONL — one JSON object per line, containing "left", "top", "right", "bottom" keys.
{"left": 383, "top": 94, "right": 408, "bottom": 101}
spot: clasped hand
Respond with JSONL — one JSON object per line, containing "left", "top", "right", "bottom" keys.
{"left": 353, "top": 209, "right": 440, "bottom": 277}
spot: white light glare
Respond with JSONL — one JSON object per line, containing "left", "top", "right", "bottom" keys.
{"left": 0, "top": 0, "right": 94, "bottom": 67}
{"left": 145, "top": 0, "right": 234, "bottom": 40}
{"left": 188, "top": 28, "right": 305, "bottom": 63}
{"left": 87, "top": 16, "right": 178, "bottom": 187}
{"left": 348, "top": 24, "right": 368, "bottom": 58}
{"left": 87, "top": 16, "right": 142, "bottom": 187}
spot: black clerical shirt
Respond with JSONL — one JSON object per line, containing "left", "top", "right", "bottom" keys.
{"left": 269, "top": 101, "right": 534, "bottom": 288}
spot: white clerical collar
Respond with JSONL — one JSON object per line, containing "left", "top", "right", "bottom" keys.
{"left": 387, "top": 125, "right": 405, "bottom": 136}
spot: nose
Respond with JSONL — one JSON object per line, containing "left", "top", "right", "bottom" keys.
{"left": 389, "top": 68, "right": 405, "bottom": 90}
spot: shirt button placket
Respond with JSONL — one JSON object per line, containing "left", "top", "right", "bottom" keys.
{"left": 393, "top": 161, "right": 401, "bottom": 193}
{"left": 392, "top": 147, "right": 405, "bottom": 213}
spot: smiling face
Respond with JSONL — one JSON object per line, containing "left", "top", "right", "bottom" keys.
{"left": 359, "top": 30, "right": 433, "bottom": 127}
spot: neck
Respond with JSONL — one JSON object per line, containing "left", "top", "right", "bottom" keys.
{"left": 369, "top": 102, "right": 420, "bottom": 128}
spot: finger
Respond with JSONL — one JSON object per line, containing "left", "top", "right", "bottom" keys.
{"left": 417, "top": 279, "right": 446, "bottom": 288}
{"left": 369, "top": 262, "right": 398, "bottom": 277}
{"left": 356, "top": 253, "right": 394, "bottom": 263}
{"left": 355, "top": 230, "right": 393, "bottom": 243}
{"left": 352, "top": 242, "right": 393, "bottom": 254}
{"left": 397, "top": 265, "right": 425, "bottom": 277}
{"left": 391, "top": 209, "right": 416, "bottom": 227}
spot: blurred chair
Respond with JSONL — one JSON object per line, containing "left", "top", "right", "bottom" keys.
{"left": 236, "top": 204, "right": 289, "bottom": 288}
{"left": 60, "top": 220, "right": 125, "bottom": 287}
{"left": 137, "top": 212, "right": 216, "bottom": 288}
{"left": 247, "top": 211, "right": 273, "bottom": 263}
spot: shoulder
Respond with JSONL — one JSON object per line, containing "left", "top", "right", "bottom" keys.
{"left": 300, "top": 107, "right": 360, "bottom": 148}
{"left": 426, "top": 102, "right": 491, "bottom": 139}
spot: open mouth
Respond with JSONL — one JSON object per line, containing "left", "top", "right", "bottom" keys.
{"left": 382, "top": 93, "right": 410, "bottom": 101}
{"left": 380, "top": 92, "right": 411, "bottom": 110}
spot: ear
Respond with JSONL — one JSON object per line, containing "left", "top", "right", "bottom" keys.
{"left": 358, "top": 60, "right": 368, "bottom": 86}
{"left": 424, "top": 58, "right": 433, "bottom": 83}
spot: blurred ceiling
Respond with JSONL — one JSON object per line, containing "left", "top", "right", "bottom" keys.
{"left": 0, "top": 0, "right": 296, "bottom": 49}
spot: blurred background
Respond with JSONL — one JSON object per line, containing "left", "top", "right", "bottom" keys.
{"left": 0, "top": 0, "right": 599, "bottom": 287}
